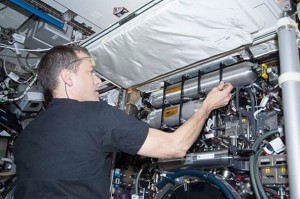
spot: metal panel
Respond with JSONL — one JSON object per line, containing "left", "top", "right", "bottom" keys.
{"left": 0, "top": 2, "right": 29, "bottom": 29}
{"left": 49, "top": 0, "right": 153, "bottom": 31}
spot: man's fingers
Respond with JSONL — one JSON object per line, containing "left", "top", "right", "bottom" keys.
{"left": 223, "top": 82, "right": 233, "bottom": 92}
{"left": 217, "top": 81, "right": 225, "bottom": 90}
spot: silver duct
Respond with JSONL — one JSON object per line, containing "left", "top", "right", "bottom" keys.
{"left": 157, "top": 149, "right": 232, "bottom": 171}
{"left": 146, "top": 100, "right": 202, "bottom": 128}
{"left": 149, "top": 62, "right": 257, "bottom": 108}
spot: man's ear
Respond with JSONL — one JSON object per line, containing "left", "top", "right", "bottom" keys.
{"left": 60, "top": 69, "right": 73, "bottom": 86}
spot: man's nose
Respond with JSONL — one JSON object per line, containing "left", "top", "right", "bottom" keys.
{"left": 94, "top": 75, "right": 102, "bottom": 85}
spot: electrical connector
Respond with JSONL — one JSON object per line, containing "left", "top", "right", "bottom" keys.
{"left": 8, "top": 72, "right": 19, "bottom": 82}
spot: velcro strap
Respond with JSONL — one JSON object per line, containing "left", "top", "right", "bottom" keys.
{"left": 278, "top": 72, "right": 300, "bottom": 88}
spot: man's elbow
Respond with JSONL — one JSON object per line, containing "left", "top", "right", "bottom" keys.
{"left": 167, "top": 147, "right": 188, "bottom": 158}
{"left": 173, "top": 150, "right": 187, "bottom": 158}
{"left": 164, "top": 138, "right": 190, "bottom": 158}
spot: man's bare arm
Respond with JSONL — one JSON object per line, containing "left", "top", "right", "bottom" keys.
{"left": 138, "top": 82, "right": 233, "bottom": 158}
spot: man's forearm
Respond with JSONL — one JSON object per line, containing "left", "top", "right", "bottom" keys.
{"left": 172, "top": 103, "right": 211, "bottom": 155}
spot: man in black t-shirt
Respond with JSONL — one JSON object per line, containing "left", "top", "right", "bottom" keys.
{"left": 14, "top": 45, "right": 233, "bottom": 198}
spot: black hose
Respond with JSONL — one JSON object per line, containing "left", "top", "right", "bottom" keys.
{"left": 245, "top": 88, "right": 257, "bottom": 139}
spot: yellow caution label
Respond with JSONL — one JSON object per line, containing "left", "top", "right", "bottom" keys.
{"left": 281, "top": 166, "right": 287, "bottom": 174}
{"left": 241, "top": 118, "right": 246, "bottom": 123}
{"left": 265, "top": 167, "right": 271, "bottom": 174}
{"left": 261, "top": 63, "right": 269, "bottom": 79}
{"left": 163, "top": 106, "right": 178, "bottom": 118}
{"left": 166, "top": 86, "right": 181, "bottom": 94}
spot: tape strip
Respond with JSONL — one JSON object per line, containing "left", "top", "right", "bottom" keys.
{"left": 277, "top": 17, "right": 298, "bottom": 31}
{"left": 278, "top": 72, "right": 300, "bottom": 88}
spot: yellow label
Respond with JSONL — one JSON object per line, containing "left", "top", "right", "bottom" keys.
{"left": 163, "top": 106, "right": 178, "bottom": 118}
{"left": 261, "top": 63, "right": 268, "bottom": 79}
{"left": 281, "top": 166, "right": 287, "bottom": 174}
{"left": 265, "top": 167, "right": 271, "bottom": 174}
{"left": 166, "top": 86, "right": 181, "bottom": 94}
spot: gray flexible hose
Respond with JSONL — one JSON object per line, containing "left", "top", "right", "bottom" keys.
{"left": 249, "top": 129, "right": 278, "bottom": 199}
{"left": 255, "top": 148, "right": 268, "bottom": 199}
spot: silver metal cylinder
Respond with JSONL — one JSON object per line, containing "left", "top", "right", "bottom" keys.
{"left": 146, "top": 100, "right": 202, "bottom": 128}
{"left": 149, "top": 62, "right": 256, "bottom": 108}
{"left": 277, "top": 17, "right": 300, "bottom": 199}
{"left": 157, "top": 149, "right": 232, "bottom": 171}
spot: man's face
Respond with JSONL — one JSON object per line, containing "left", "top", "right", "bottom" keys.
{"left": 71, "top": 51, "right": 102, "bottom": 101}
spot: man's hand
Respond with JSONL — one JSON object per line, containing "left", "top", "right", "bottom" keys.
{"left": 202, "top": 81, "right": 233, "bottom": 113}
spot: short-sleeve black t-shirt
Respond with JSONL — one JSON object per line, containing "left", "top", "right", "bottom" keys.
{"left": 14, "top": 99, "right": 149, "bottom": 199}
